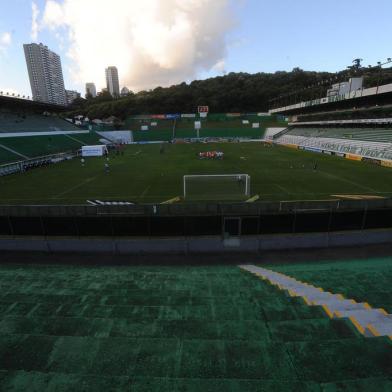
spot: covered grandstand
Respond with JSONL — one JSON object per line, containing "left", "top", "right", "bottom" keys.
{"left": 0, "top": 133, "right": 104, "bottom": 164}
{"left": 270, "top": 80, "right": 392, "bottom": 164}
{"left": 0, "top": 96, "right": 109, "bottom": 167}
{"left": 0, "top": 111, "right": 80, "bottom": 134}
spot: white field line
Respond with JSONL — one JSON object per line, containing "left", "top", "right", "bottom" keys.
{"left": 140, "top": 185, "right": 151, "bottom": 198}
{"left": 63, "top": 133, "right": 87, "bottom": 145}
{"left": 0, "top": 144, "right": 29, "bottom": 159}
{"left": 318, "top": 170, "right": 377, "bottom": 193}
{"left": 274, "top": 183, "right": 290, "bottom": 194}
{"left": 2, "top": 191, "right": 392, "bottom": 203}
{"left": 52, "top": 176, "right": 99, "bottom": 199}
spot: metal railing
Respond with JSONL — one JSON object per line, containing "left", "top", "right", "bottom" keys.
{"left": 0, "top": 151, "right": 77, "bottom": 177}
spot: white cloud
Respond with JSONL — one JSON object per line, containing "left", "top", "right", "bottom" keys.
{"left": 212, "top": 59, "right": 226, "bottom": 74}
{"left": 31, "top": 2, "right": 40, "bottom": 41}
{"left": 43, "top": 0, "right": 65, "bottom": 29}
{"left": 39, "top": 0, "right": 235, "bottom": 91}
{"left": 0, "top": 32, "right": 12, "bottom": 55}
{"left": 0, "top": 32, "right": 11, "bottom": 46}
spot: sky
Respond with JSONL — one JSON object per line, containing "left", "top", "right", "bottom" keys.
{"left": 1, "top": 0, "right": 392, "bottom": 98}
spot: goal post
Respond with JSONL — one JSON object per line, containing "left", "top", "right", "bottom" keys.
{"left": 183, "top": 174, "right": 250, "bottom": 201}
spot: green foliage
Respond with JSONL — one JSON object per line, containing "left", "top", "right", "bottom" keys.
{"left": 69, "top": 66, "right": 392, "bottom": 120}
{"left": 68, "top": 69, "right": 340, "bottom": 119}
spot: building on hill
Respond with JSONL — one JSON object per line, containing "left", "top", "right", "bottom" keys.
{"left": 23, "top": 43, "right": 67, "bottom": 106}
{"left": 105, "top": 66, "right": 120, "bottom": 97}
{"left": 121, "top": 86, "right": 130, "bottom": 96}
{"left": 65, "top": 90, "right": 81, "bottom": 106}
{"left": 85, "top": 83, "right": 97, "bottom": 98}
{"left": 327, "top": 77, "right": 363, "bottom": 97}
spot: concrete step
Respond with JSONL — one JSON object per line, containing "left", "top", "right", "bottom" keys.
{"left": 239, "top": 264, "right": 392, "bottom": 339}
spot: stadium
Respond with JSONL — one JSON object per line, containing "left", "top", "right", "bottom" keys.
{"left": 1, "top": 72, "right": 392, "bottom": 390}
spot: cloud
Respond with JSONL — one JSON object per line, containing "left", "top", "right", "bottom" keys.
{"left": 39, "top": 0, "right": 235, "bottom": 91}
{"left": 43, "top": 0, "right": 65, "bottom": 29}
{"left": 0, "top": 32, "right": 11, "bottom": 46}
{"left": 31, "top": 2, "right": 40, "bottom": 41}
{"left": 212, "top": 59, "right": 226, "bottom": 74}
{"left": 0, "top": 32, "right": 12, "bottom": 55}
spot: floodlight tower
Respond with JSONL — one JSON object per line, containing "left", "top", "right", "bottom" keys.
{"left": 352, "top": 58, "right": 363, "bottom": 69}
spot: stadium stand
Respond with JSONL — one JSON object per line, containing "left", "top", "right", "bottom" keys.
{"left": 267, "top": 258, "right": 392, "bottom": 315}
{"left": 0, "top": 132, "right": 104, "bottom": 164}
{"left": 133, "top": 129, "right": 173, "bottom": 142}
{"left": 296, "top": 105, "right": 392, "bottom": 123}
{"left": 0, "top": 110, "right": 81, "bottom": 133}
{"left": 263, "top": 127, "right": 288, "bottom": 140}
{"left": 0, "top": 263, "right": 391, "bottom": 390}
{"left": 126, "top": 114, "right": 285, "bottom": 142}
{"left": 242, "top": 264, "right": 392, "bottom": 337}
{"left": 287, "top": 127, "right": 392, "bottom": 143}
{"left": 271, "top": 79, "right": 392, "bottom": 162}
{"left": 0, "top": 105, "right": 107, "bottom": 165}
{"left": 276, "top": 133, "right": 392, "bottom": 160}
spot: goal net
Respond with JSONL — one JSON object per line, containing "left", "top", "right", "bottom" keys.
{"left": 183, "top": 174, "right": 250, "bottom": 201}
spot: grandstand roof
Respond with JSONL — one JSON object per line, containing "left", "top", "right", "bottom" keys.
{"left": 0, "top": 95, "right": 67, "bottom": 113}
{"left": 270, "top": 83, "right": 392, "bottom": 116}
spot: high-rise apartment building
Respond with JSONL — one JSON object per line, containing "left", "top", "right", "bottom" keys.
{"left": 85, "top": 83, "right": 97, "bottom": 98}
{"left": 105, "top": 66, "right": 120, "bottom": 97}
{"left": 23, "top": 43, "right": 67, "bottom": 106}
{"left": 65, "top": 90, "right": 81, "bottom": 106}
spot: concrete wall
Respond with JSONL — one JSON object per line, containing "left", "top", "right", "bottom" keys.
{"left": 0, "top": 229, "right": 391, "bottom": 254}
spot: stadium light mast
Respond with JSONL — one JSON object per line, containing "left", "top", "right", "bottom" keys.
{"left": 352, "top": 58, "right": 363, "bottom": 70}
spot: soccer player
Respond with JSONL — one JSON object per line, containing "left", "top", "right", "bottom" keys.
{"left": 81, "top": 158, "right": 85, "bottom": 167}
{"left": 104, "top": 162, "right": 110, "bottom": 174}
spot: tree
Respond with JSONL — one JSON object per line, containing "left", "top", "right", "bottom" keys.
{"left": 68, "top": 67, "right": 392, "bottom": 119}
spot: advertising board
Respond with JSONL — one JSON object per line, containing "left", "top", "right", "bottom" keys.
{"left": 346, "top": 154, "right": 362, "bottom": 161}
{"left": 81, "top": 145, "right": 107, "bottom": 157}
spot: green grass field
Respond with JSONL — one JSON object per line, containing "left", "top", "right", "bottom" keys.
{"left": 0, "top": 263, "right": 391, "bottom": 391}
{"left": 1, "top": 142, "right": 392, "bottom": 204}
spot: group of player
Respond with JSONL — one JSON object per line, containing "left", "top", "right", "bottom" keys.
{"left": 198, "top": 151, "right": 224, "bottom": 160}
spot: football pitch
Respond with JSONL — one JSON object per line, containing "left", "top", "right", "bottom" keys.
{"left": 1, "top": 142, "right": 392, "bottom": 204}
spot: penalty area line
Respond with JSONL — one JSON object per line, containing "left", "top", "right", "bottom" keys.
{"left": 52, "top": 176, "right": 99, "bottom": 199}
{"left": 318, "top": 170, "right": 377, "bottom": 193}
{"left": 274, "top": 183, "right": 290, "bottom": 195}
{"left": 140, "top": 185, "right": 151, "bottom": 198}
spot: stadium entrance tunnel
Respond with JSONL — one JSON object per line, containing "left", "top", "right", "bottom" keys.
{"left": 223, "top": 217, "right": 241, "bottom": 237}
{"left": 1, "top": 199, "right": 392, "bottom": 253}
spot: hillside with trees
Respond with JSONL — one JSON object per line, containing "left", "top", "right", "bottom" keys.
{"left": 68, "top": 66, "right": 392, "bottom": 119}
